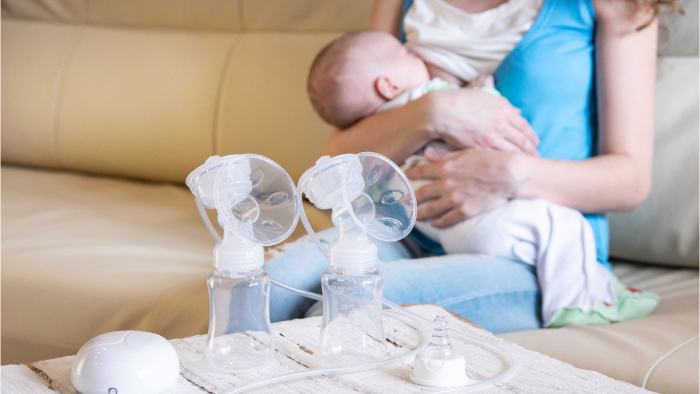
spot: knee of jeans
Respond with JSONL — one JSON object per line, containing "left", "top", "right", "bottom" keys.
{"left": 439, "top": 289, "right": 542, "bottom": 334}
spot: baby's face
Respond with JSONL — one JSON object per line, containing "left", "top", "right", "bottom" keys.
{"left": 368, "top": 34, "right": 430, "bottom": 95}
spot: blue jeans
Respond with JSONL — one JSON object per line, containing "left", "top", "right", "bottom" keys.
{"left": 264, "top": 228, "right": 542, "bottom": 334}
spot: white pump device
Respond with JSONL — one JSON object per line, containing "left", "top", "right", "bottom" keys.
{"left": 187, "top": 153, "right": 518, "bottom": 392}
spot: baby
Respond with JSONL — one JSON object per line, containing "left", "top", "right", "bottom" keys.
{"left": 307, "top": 31, "right": 496, "bottom": 129}
{"left": 306, "top": 31, "right": 657, "bottom": 327}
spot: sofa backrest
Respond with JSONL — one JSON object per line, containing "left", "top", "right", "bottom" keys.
{"left": 2, "top": 0, "right": 698, "bottom": 268}
{"left": 1, "top": 0, "right": 372, "bottom": 184}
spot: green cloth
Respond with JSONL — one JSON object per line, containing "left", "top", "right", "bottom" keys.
{"left": 423, "top": 78, "right": 501, "bottom": 97}
{"left": 548, "top": 276, "right": 660, "bottom": 328}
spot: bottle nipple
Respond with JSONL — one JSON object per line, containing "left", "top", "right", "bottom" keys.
{"left": 426, "top": 316, "right": 456, "bottom": 360}
{"left": 410, "top": 316, "right": 471, "bottom": 387}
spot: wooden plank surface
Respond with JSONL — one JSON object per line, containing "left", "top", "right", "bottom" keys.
{"left": 2, "top": 304, "right": 657, "bottom": 394}
{"left": 1, "top": 365, "right": 59, "bottom": 393}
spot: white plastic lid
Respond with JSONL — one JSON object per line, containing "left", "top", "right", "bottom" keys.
{"left": 410, "top": 316, "right": 472, "bottom": 387}
{"left": 187, "top": 154, "right": 300, "bottom": 247}
{"left": 341, "top": 152, "right": 416, "bottom": 242}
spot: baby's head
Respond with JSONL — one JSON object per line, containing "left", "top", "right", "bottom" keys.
{"left": 308, "top": 31, "right": 429, "bottom": 129}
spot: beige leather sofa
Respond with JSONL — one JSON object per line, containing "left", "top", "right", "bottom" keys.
{"left": 2, "top": 1, "right": 698, "bottom": 393}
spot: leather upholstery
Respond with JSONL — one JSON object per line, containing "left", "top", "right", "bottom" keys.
{"left": 1, "top": 1, "right": 697, "bottom": 392}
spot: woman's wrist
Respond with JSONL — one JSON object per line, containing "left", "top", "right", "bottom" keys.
{"left": 508, "top": 153, "right": 536, "bottom": 200}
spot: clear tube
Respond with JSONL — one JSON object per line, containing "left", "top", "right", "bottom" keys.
{"left": 199, "top": 198, "right": 327, "bottom": 257}
{"left": 298, "top": 202, "right": 328, "bottom": 258}
{"left": 196, "top": 197, "right": 222, "bottom": 243}
{"left": 226, "top": 280, "right": 518, "bottom": 394}
{"left": 270, "top": 279, "right": 322, "bottom": 301}
{"left": 221, "top": 309, "right": 429, "bottom": 394}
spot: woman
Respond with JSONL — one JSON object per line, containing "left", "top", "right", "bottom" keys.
{"left": 265, "top": 0, "right": 667, "bottom": 333}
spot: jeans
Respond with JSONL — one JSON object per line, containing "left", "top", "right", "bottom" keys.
{"left": 264, "top": 228, "right": 542, "bottom": 334}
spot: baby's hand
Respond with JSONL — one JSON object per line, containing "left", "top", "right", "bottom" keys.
{"left": 467, "top": 74, "right": 495, "bottom": 89}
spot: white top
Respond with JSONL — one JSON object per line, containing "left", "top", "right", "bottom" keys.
{"left": 404, "top": 0, "right": 544, "bottom": 82}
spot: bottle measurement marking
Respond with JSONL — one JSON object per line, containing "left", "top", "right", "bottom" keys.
{"left": 337, "top": 284, "right": 361, "bottom": 328}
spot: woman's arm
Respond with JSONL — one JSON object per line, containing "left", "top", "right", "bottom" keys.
{"left": 516, "top": 4, "right": 656, "bottom": 211}
{"left": 406, "top": 7, "right": 657, "bottom": 227}
{"left": 322, "top": 98, "right": 434, "bottom": 163}
{"left": 323, "top": 89, "right": 539, "bottom": 163}
{"left": 368, "top": 0, "right": 403, "bottom": 36}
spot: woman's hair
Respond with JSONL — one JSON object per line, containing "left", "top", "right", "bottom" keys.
{"left": 633, "top": 0, "right": 683, "bottom": 30}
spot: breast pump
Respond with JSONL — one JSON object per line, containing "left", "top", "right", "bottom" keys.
{"left": 298, "top": 153, "right": 417, "bottom": 366}
{"left": 188, "top": 153, "right": 517, "bottom": 393}
{"left": 186, "top": 154, "right": 301, "bottom": 373}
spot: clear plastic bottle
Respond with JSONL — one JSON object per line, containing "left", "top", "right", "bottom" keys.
{"left": 320, "top": 264, "right": 386, "bottom": 366}
{"left": 206, "top": 266, "right": 273, "bottom": 373}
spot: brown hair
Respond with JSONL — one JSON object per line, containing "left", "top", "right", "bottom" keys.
{"left": 307, "top": 32, "right": 377, "bottom": 129}
{"left": 633, "top": 0, "right": 683, "bottom": 30}
{"left": 307, "top": 31, "right": 396, "bottom": 129}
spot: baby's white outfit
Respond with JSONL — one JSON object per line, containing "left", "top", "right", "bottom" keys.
{"left": 404, "top": 0, "right": 544, "bottom": 82}
{"left": 378, "top": 79, "right": 616, "bottom": 326}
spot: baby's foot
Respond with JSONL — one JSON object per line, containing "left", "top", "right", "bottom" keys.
{"left": 468, "top": 74, "right": 495, "bottom": 89}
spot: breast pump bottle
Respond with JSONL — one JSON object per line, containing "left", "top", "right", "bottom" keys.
{"left": 187, "top": 155, "right": 300, "bottom": 373}
{"left": 298, "top": 153, "right": 416, "bottom": 366}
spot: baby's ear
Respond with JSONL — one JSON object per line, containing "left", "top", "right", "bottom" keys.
{"left": 375, "top": 76, "right": 400, "bottom": 100}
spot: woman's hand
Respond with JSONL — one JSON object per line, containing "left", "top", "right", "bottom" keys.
{"left": 422, "top": 88, "right": 540, "bottom": 156}
{"left": 404, "top": 149, "right": 528, "bottom": 228}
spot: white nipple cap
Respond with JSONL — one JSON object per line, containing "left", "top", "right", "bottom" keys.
{"left": 186, "top": 154, "right": 300, "bottom": 246}
{"left": 410, "top": 316, "right": 472, "bottom": 387}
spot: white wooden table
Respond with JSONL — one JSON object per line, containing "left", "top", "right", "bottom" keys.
{"left": 2, "top": 304, "right": 656, "bottom": 393}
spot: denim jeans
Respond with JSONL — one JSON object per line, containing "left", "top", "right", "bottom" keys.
{"left": 264, "top": 228, "right": 542, "bottom": 334}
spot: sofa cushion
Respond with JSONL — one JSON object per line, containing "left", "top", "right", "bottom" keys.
{"left": 500, "top": 263, "right": 699, "bottom": 393}
{"left": 0, "top": 165, "right": 332, "bottom": 364}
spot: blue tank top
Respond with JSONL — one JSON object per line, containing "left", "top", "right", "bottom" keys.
{"left": 401, "top": 0, "right": 611, "bottom": 268}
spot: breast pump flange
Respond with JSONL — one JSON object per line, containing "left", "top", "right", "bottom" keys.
{"left": 186, "top": 154, "right": 301, "bottom": 374}
{"left": 298, "top": 153, "right": 417, "bottom": 367}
